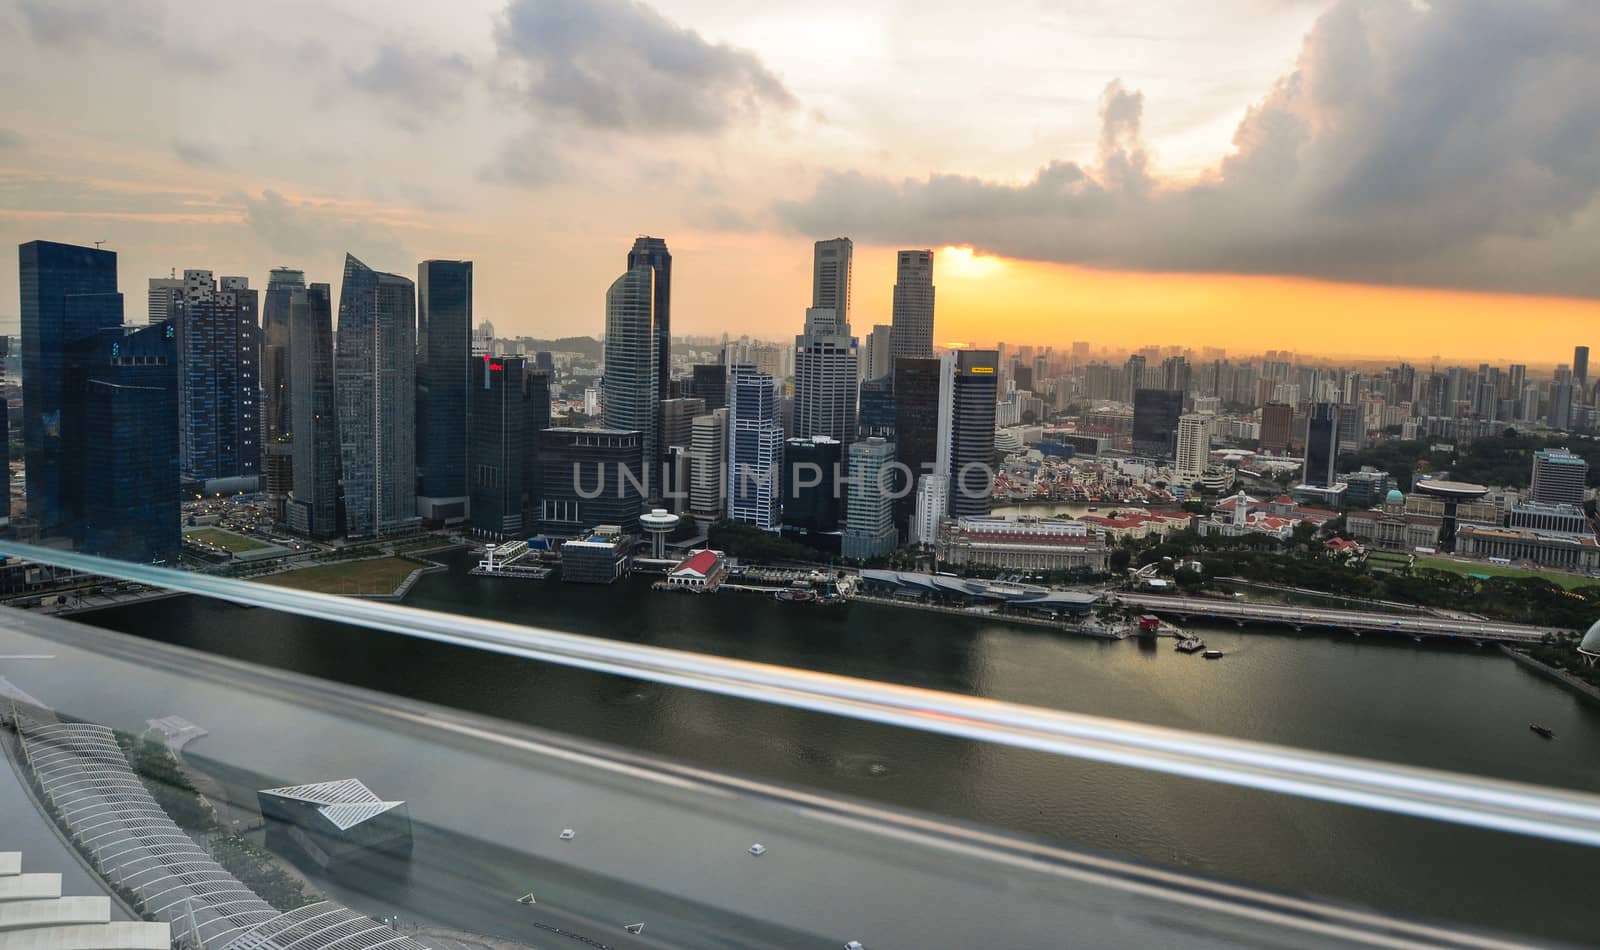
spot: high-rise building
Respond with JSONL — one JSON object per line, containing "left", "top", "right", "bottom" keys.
{"left": 286, "top": 283, "right": 339, "bottom": 539}
{"left": 261, "top": 267, "right": 304, "bottom": 521}
{"left": 690, "top": 363, "right": 727, "bottom": 411}
{"left": 467, "top": 354, "right": 527, "bottom": 539}
{"left": 1574, "top": 346, "right": 1590, "bottom": 393}
{"left": 843, "top": 437, "right": 898, "bottom": 559}
{"left": 811, "top": 237, "right": 852, "bottom": 326}
{"left": 689, "top": 408, "right": 729, "bottom": 524}
{"left": 147, "top": 275, "right": 182, "bottom": 326}
{"left": 660, "top": 397, "right": 705, "bottom": 452}
{"left": 858, "top": 374, "right": 895, "bottom": 439}
{"left": 19, "top": 240, "right": 122, "bottom": 536}
{"left": 782, "top": 435, "right": 843, "bottom": 534}
{"left": 522, "top": 368, "right": 553, "bottom": 527}
{"left": 172, "top": 270, "right": 259, "bottom": 488}
{"left": 909, "top": 474, "right": 948, "bottom": 546}
{"left": 335, "top": 253, "right": 417, "bottom": 537}
{"left": 943, "top": 349, "right": 999, "bottom": 518}
{"left": 627, "top": 236, "right": 672, "bottom": 403}
{"left": 1530, "top": 448, "right": 1588, "bottom": 507}
{"left": 889, "top": 249, "right": 935, "bottom": 361}
{"left": 792, "top": 305, "right": 858, "bottom": 444}
{"left": 1176, "top": 413, "right": 1212, "bottom": 482}
{"left": 1303, "top": 403, "right": 1340, "bottom": 488}
{"left": 727, "top": 365, "right": 783, "bottom": 531}
{"left": 417, "top": 260, "right": 473, "bottom": 524}
{"left": 864, "top": 324, "right": 893, "bottom": 381}
{"left": 892, "top": 357, "right": 942, "bottom": 536}
{"left": 1257, "top": 402, "right": 1292, "bottom": 455}
{"left": 66, "top": 321, "right": 180, "bottom": 564}
{"left": 1550, "top": 379, "right": 1575, "bottom": 430}
{"left": 1124, "top": 355, "right": 1147, "bottom": 403}
{"left": 604, "top": 264, "right": 659, "bottom": 500}
{"left": 1131, "top": 389, "right": 1183, "bottom": 458}
{"left": 535, "top": 427, "right": 644, "bottom": 535}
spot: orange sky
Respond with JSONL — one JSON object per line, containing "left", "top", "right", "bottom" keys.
{"left": 826, "top": 246, "right": 1600, "bottom": 367}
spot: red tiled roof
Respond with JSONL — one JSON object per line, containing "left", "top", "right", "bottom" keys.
{"left": 674, "top": 550, "right": 721, "bottom": 576}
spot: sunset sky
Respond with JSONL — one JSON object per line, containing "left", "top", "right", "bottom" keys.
{"left": 2, "top": 0, "right": 1598, "bottom": 364}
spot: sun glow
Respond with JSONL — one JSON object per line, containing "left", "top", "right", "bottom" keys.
{"left": 937, "top": 246, "right": 1006, "bottom": 280}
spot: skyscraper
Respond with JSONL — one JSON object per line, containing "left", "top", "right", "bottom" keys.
{"left": 843, "top": 437, "right": 898, "bottom": 559}
{"left": 943, "top": 349, "right": 999, "bottom": 518}
{"left": 628, "top": 236, "right": 672, "bottom": 476}
{"left": 1530, "top": 448, "right": 1588, "bottom": 507}
{"left": 1303, "top": 403, "right": 1340, "bottom": 488}
{"left": 811, "top": 237, "right": 852, "bottom": 326}
{"left": 783, "top": 435, "right": 843, "bottom": 535}
{"left": 335, "top": 253, "right": 417, "bottom": 537}
{"left": 1574, "top": 346, "right": 1590, "bottom": 393}
{"left": 147, "top": 275, "right": 182, "bottom": 326}
{"left": 660, "top": 397, "right": 705, "bottom": 453}
{"left": 19, "top": 240, "right": 121, "bottom": 535}
{"left": 893, "top": 357, "right": 943, "bottom": 536}
{"left": 1132, "top": 388, "right": 1184, "bottom": 458}
{"left": 727, "top": 365, "right": 783, "bottom": 531}
{"left": 1260, "top": 402, "right": 1293, "bottom": 453}
{"left": 889, "top": 249, "right": 935, "bottom": 360}
{"left": 1175, "top": 413, "right": 1213, "bottom": 482}
{"left": 417, "top": 260, "right": 473, "bottom": 524}
{"left": 689, "top": 407, "right": 729, "bottom": 524}
{"left": 261, "top": 267, "right": 304, "bottom": 521}
{"left": 792, "top": 305, "right": 858, "bottom": 444}
{"left": 172, "top": 270, "right": 259, "bottom": 488}
{"left": 286, "top": 283, "right": 339, "bottom": 539}
{"left": 467, "top": 354, "right": 527, "bottom": 539}
{"left": 604, "top": 263, "right": 659, "bottom": 500}
{"left": 690, "top": 363, "right": 727, "bottom": 411}
{"left": 535, "top": 427, "right": 644, "bottom": 535}
{"left": 858, "top": 374, "right": 895, "bottom": 439}
{"left": 67, "top": 321, "right": 180, "bottom": 564}
{"left": 864, "top": 324, "right": 893, "bottom": 380}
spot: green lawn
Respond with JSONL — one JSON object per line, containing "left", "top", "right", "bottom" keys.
{"left": 184, "top": 527, "right": 271, "bottom": 553}
{"left": 1412, "top": 555, "right": 1597, "bottom": 590}
{"left": 258, "top": 557, "right": 422, "bottom": 595}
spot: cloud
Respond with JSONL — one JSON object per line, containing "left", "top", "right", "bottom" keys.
{"left": 16, "top": 0, "right": 226, "bottom": 72}
{"left": 494, "top": 0, "right": 796, "bottom": 134}
{"left": 0, "top": 128, "right": 23, "bottom": 149}
{"left": 776, "top": 0, "right": 1600, "bottom": 298}
{"left": 240, "top": 190, "right": 406, "bottom": 263}
{"left": 173, "top": 139, "right": 222, "bottom": 168}
{"left": 346, "top": 43, "right": 474, "bottom": 113}
{"left": 480, "top": 131, "right": 571, "bottom": 189}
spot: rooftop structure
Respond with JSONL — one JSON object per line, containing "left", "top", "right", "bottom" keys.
{"left": 1412, "top": 478, "right": 1490, "bottom": 553}
{"left": 639, "top": 508, "right": 681, "bottom": 558}
{"left": 258, "top": 779, "right": 412, "bottom": 869}
{"left": 858, "top": 570, "right": 1099, "bottom": 615}
{"left": 667, "top": 548, "right": 728, "bottom": 590}
{"left": 0, "top": 851, "right": 169, "bottom": 950}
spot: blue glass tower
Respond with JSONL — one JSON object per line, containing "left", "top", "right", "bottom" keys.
{"left": 336, "top": 254, "right": 417, "bottom": 537}
{"left": 417, "top": 260, "right": 473, "bottom": 523}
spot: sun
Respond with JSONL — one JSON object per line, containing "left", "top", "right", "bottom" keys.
{"left": 937, "top": 245, "right": 1006, "bottom": 279}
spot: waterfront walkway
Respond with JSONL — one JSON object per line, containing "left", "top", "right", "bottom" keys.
{"left": 1114, "top": 593, "right": 1567, "bottom": 643}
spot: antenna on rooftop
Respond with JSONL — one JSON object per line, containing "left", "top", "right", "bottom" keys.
{"left": 93, "top": 240, "right": 107, "bottom": 249}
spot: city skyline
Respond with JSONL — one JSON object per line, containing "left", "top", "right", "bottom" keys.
{"left": 2, "top": 1, "right": 1598, "bottom": 362}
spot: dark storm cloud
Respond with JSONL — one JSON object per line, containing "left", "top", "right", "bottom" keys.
{"left": 776, "top": 0, "right": 1600, "bottom": 298}
{"left": 346, "top": 43, "right": 475, "bottom": 113}
{"left": 494, "top": 0, "right": 796, "bottom": 134}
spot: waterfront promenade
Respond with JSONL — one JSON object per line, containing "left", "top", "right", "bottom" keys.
{"left": 1114, "top": 593, "right": 1567, "bottom": 643}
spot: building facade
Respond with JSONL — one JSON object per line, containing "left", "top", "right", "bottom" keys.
{"left": 335, "top": 253, "right": 417, "bottom": 537}
{"left": 1303, "top": 403, "right": 1340, "bottom": 488}
{"left": 935, "top": 516, "right": 1109, "bottom": 573}
{"left": 945, "top": 349, "right": 999, "bottom": 518}
{"left": 1530, "top": 448, "right": 1587, "bottom": 507}
{"left": 727, "top": 365, "right": 783, "bottom": 531}
{"left": 782, "top": 435, "right": 843, "bottom": 534}
{"left": 1131, "top": 388, "right": 1183, "bottom": 458}
{"left": 261, "top": 267, "right": 304, "bottom": 521}
{"left": 792, "top": 305, "right": 858, "bottom": 444}
{"left": 417, "top": 259, "right": 473, "bottom": 524}
{"left": 536, "top": 427, "right": 644, "bottom": 535}
{"left": 604, "top": 264, "right": 659, "bottom": 496}
{"left": 467, "top": 355, "right": 528, "bottom": 539}
{"left": 172, "top": 270, "right": 259, "bottom": 488}
{"left": 286, "top": 283, "right": 340, "bottom": 538}
{"left": 889, "top": 249, "right": 935, "bottom": 360}
{"left": 689, "top": 407, "right": 729, "bottom": 523}
{"left": 843, "top": 437, "right": 898, "bottom": 559}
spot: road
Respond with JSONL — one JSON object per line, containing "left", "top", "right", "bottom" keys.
{"left": 1113, "top": 593, "right": 1567, "bottom": 643}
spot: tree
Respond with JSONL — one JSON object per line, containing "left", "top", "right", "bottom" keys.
{"left": 1109, "top": 548, "right": 1132, "bottom": 572}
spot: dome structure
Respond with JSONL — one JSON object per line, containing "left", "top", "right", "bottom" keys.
{"left": 1580, "top": 618, "right": 1600, "bottom": 659}
{"left": 1385, "top": 489, "right": 1404, "bottom": 504}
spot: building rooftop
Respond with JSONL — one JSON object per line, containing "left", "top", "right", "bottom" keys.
{"left": 258, "top": 779, "right": 405, "bottom": 832}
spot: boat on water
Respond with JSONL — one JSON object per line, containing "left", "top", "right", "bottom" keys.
{"left": 559, "top": 828, "right": 576, "bottom": 840}
{"left": 775, "top": 587, "right": 818, "bottom": 604}
{"left": 1529, "top": 723, "right": 1555, "bottom": 739}
{"left": 1203, "top": 649, "right": 1224, "bottom": 659}
{"left": 749, "top": 843, "right": 767, "bottom": 855}
{"left": 1175, "top": 636, "right": 1206, "bottom": 654}
{"left": 516, "top": 893, "right": 536, "bottom": 904}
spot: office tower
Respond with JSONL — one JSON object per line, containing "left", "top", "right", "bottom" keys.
{"left": 335, "top": 253, "right": 417, "bottom": 537}
{"left": 689, "top": 408, "right": 729, "bottom": 524}
{"left": 1550, "top": 379, "right": 1574, "bottom": 430}
{"left": 522, "top": 368, "right": 552, "bottom": 526}
{"left": 604, "top": 263, "right": 659, "bottom": 498}
{"left": 858, "top": 374, "right": 895, "bottom": 439}
{"left": 909, "top": 474, "right": 948, "bottom": 546}
{"left": 0, "top": 393, "right": 7, "bottom": 527}
{"left": 1530, "top": 448, "right": 1588, "bottom": 507}
{"left": 661, "top": 397, "right": 705, "bottom": 452}
{"left": 147, "top": 275, "right": 181, "bottom": 325}
{"left": 1508, "top": 364, "right": 1527, "bottom": 399}
{"left": 864, "top": 324, "right": 893, "bottom": 381}
{"left": 727, "top": 365, "right": 783, "bottom": 531}
{"left": 690, "top": 363, "right": 727, "bottom": 411}
{"left": 1519, "top": 383, "right": 1541, "bottom": 423}
{"left": 843, "top": 437, "right": 898, "bottom": 559}
{"left": 261, "top": 267, "right": 303, "bottom": 520}
{"left": 1575, "top": 346, "right": 1590, "bottom": 393}
{"left": 1013, "top": 361, "right": 1034, "bottom": 393}
{"left": 793, "top": 305, "right": 859, "bottom": 444}
{"left": 1124, "top": 355, "right": 1147, "bottom": 402}
{"left": 812, "top": 237, "right": 852, "bottom": 325}
{"left": 285, "top": 283, "right": 339, "bottom": 539}
{"left": 943, "top": 349, "right": 999, "bottom": 518}
{"left": 417, "top": 260, "right": 473, "bottom": 524}
{"left": 889, "top": 249, "right": 935, "bottom": 360}
{"left": 1161, "top": 356, "right": 1190, "bottom": 393}
{"left": 627, "top": 236, "right": 672, "bottom": 404}
{"left": 170, "top": 270, "right": 259, "bottom": 489}
{"left": 19, "top": 240, "right": 122, "bottom": 535}
{"left": 67, "top": 321, "right": 180, "bottom": 564}
{"left": 1303, "top": 403, "right": 1340, "bottom": 488}
{"left": 892, "top": 357, "right": 942, "bottom": 535}
{"left": 535, "top": 427, "right": 644, "bottom": 535}
{"left": 467, "top": 354, "right": 527, "bottom": 539}
{"left": 1131, "top": 389, "right": 1184, "bottom": 458}
{"left": 534, "top": 350, "right": 555, "bottom": 375}
{"left": 1176, "top": 414, "right": 1212, "bottom": 482}
{"left": 782, "top": 435, "right": 843, "bottom": 534}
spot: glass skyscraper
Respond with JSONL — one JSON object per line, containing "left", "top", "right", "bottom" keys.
{"left": 287, "top": 283, "right": 340, "bottom": 539}
{"left": 18, "top": 240, "right": 121, "bottom": 535}
{"left": 944, "top": 349, "right": 999, "bottom": 518}
{"left": 604, "top": 264, "right": 658, "bottom": 499}
{"left": 261, "top": 267, "right": 304, "bottom": 521}
{"left": 173, "top": 270, "right": 259, "bottom": 487}
{"left": 336, "top": 253, "right": 417, "bottom": 537}
{"left": 889, "top": 249, "right": 935, "bottom": 361}
{"left": 727, "top": 364, "right": 783, "bottom": 531}
{"left": 417, "top": 260, "right": 473, "bottom": 523}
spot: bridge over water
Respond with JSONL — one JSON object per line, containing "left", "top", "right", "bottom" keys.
{"left": 1114, "top": 593, "right": 1568, "bottom": 644}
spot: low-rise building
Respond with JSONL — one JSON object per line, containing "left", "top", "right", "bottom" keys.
{"left": 1344, "top": 490, "right": 1444, "bottom": 552}
{"left": 936, "top": 516, "right": 1110, "bottom": 573}
{"left": 560, "top": 525, "right": 632, "bottom": 583}
{"left": 1198, "top": 491, "right": 1339, "bottom": 542}
{"left": 667, "top": 548, "right": 729, "bottom": 590}
{"left": 1456, "top": 523, "right": 1600, "bottom": 572}
{"left": 1080, "top": 508, "right": 1191, "bottom": 542}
